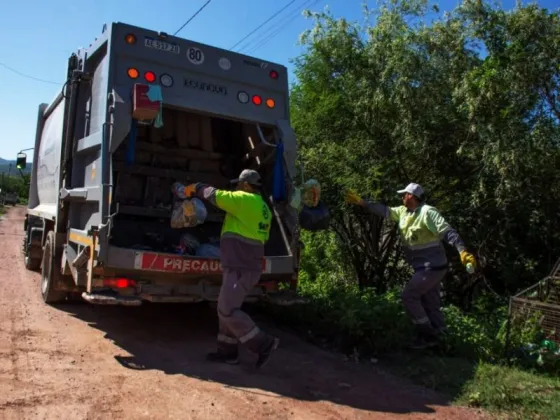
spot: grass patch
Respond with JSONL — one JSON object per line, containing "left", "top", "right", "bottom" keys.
{"left": 384, "top": 353, "right": 560, "bottom": 418}
{"left": 458, "top": 363, "right": 560, "bottom": 419}
{"left": 0, "top": 205, "right": 5, "bottom": 216}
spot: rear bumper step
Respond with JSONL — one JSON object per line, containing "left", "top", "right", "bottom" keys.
{"left": 80, "top": 291, "right": 304, "bottom": 306}
{"left": 82, "top": 291, "right": 142, "bottom": 306}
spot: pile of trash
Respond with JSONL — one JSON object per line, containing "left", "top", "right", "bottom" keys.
{"left": 516, "top": 338, "right": 560, "bottom": 372}
{"left": 173, "top": 233, "right": 221, "bottom": 258}
{"left": 169, "top": 183, "right": 219, "bottom": 257}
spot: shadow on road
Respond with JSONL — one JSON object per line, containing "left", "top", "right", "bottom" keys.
{"left": 57, "top": 301, "right": 462, "bottom": 416}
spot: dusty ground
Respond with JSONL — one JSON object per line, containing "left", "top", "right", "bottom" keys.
{"left": 0, "top": 206, "right": 488, "bottom": 419}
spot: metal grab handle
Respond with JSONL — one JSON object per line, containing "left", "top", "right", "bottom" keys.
{"left": 256, "top": 124, "right": 278, "bottom": 147}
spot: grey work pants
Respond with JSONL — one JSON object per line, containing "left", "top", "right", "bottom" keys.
{"left": 402, "top": 268, "right": 447, "bottom": 334}
{"left": 216, "top": 268, "right": 271, "bottom": 353}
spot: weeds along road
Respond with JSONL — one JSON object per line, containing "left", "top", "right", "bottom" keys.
{"left": 0, "top": 206, "right": 487, "bottom": 420}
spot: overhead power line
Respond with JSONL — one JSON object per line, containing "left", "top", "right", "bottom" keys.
{"left": 229, "top": 0, "right": 299, "bottom": 51}
{"left": 244, "top": 0, "right": 324, "bottom": 56}
{"left": 240, "top": 0, "right": 315, "bottom": 54}
{"left": 0, "top": 62, "right": 61, "bottom": 86}
{"left": 174, "top": 0, "right": 213, "bottom": 36}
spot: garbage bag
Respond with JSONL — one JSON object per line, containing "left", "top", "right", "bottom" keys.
{"left": 302, "top": 179, "right": 321, "bottom": 208}
{"left": 172, "top": 182, "right": 188, "bottom": 199}
{"left": 170, "top": 198, "right": 207, "bottom": 228}
{"left": 299, "top": 201, "right": 330, "bottom": 231}
{"left": 196, "top": 243, "right": 221, "bottom": 258}
{"left": 176, "top": 233, "right": 200, "bottom": 255}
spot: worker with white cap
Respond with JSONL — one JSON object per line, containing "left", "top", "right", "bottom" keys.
{"left": 345, "top": 183, "right": 477, "bottom": 349}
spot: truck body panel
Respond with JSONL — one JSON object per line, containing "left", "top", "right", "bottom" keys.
{"left": 23, "top": 22, "right": 301, "bottom": 305}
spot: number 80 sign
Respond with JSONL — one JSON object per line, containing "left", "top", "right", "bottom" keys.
{"left": 187, "top": 47, "right": 204, "bottom": 65}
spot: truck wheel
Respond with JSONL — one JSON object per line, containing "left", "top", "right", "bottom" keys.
{"left": 23, "top": 235, "right": 41, "bottom": 271}
{"left": 41, "top": 232, "right": 68, "bottom": 304}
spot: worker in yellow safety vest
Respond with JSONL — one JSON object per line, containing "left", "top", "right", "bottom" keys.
{"left": 183, "top": 169, "right": 279, "bottom": 368}
{"left": 345, "top": 183, "right": 477, "bottom": 349}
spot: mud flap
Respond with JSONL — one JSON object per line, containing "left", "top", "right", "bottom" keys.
{"left": 82, "top": 291, "right": 143, "bottom": 306}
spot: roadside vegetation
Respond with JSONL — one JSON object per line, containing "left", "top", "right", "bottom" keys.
{"left": 263, "top": 0, "right": 560, "bottom": 418}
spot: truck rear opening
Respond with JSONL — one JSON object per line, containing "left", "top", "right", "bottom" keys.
{"left": 109, "top": 107, "right": 290, "bottom": 260}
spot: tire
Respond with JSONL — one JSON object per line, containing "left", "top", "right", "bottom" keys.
{"left": 40, "top": 231, "right": 68, "bottom": 304}
{"left": 23, "top": 235, "right": 42, "bottom": 271}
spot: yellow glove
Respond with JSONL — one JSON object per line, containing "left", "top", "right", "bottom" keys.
{"left": 460, "top": 251, "right": 477, "bottom": 269}
{"left": 184, "top": 184, "right": 197, "bottom": 198}
{"left": 344, "top": 189, "right": 363, "bottom": 205}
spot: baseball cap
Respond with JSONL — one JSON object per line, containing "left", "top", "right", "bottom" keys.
{"left": 397, "top": 183, "right": 424, "bottom": 198}
{"left": 230, "top": 169, "right": 262, "bottom": 186}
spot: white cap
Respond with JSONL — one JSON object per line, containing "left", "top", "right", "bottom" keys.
{"left": 397, "top": 183, "right": 424, "bottom": 198}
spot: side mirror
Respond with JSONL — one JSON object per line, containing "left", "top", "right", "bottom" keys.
{"left": 16, "top": 152, "right": 27, "bottom": 170}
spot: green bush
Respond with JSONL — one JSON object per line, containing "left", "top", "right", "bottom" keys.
{"left": 274, "top": 232, "right": 556, "bottom": 369}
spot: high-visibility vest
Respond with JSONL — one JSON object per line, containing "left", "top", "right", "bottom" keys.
{"left": 389, "top": 204, "right": 450, "bottom": 250}
{"left": 215, "top": 190, "right": 271, "bottom": 243}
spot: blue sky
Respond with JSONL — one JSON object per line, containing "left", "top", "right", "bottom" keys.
{"left": 0, "top": 0, "right": 556, "bottom": 161}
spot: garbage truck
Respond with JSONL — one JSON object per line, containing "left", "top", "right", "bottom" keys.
{"left": 19, "top": 22, "right": 303, "bottom": 306}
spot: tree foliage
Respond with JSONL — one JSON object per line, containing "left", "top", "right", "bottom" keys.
{"left": 292, "top": 0, "right": 560, "bottom": 300}
{"left": 1, "top": 174, "right": 29, "bottom": 202}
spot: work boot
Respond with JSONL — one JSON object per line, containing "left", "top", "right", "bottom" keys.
{"left": 206, "top": 348, "right": 239, "bottom": 365}
{"left": 256, "top": 336, "right": 280, "bottom": 369}
{"left": 409, "top": 322, "right": 440, "bottom": 350}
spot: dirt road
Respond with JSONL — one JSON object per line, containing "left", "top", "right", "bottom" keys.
{"left": 0, "top": 206, "right": 487, "bottom": 419}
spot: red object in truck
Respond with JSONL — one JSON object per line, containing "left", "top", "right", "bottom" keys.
{"left": 132, "top": 83, "right": 160, "bottom": 121}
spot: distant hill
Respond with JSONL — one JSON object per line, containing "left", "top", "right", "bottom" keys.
{"left": 0, "top": 159, "right": 33, "bottom": 175}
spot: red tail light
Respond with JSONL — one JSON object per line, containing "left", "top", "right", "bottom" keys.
{"left": 103, "top": 278, "right": 136, "bottom": 288}
{"left": 144, "top": 71, "right": 156, "bottom": 83}
{"left": 252, "top": 95, "right": 262, "bottom": 106}
{"left": 269, "top": 70, "right": 279, "bottom": 79}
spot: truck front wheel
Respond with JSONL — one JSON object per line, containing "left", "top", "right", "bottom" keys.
{"left": 41, "top": 232, "right": 68, "bottom": 304}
